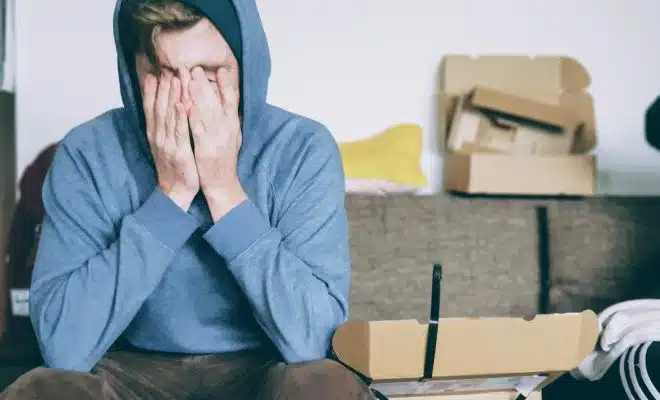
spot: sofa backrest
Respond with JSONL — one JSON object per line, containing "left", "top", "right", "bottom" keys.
{"left": 345, "top": 194, "right": 660, "bottom": 322}
{"left": 345, "top": 194, "right": 542, "bottom": 321}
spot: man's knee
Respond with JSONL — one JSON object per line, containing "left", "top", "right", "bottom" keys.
{"left": 263, "top": 359, "right": 373, "bottom": 399}
{"left": 5, "top": 367, "right": 56, "bottom": 393}
{"left": 2, "top": 367, "right": 103, "bottom": 399}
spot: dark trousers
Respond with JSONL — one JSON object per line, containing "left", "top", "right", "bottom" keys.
{"left": 0, "top": 349, "right": 374, "bottom": 399}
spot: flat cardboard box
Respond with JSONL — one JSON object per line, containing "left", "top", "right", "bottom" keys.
{"left": 439, "top": 55, "right": 597, "bottom": 196}
{"left": 332, "top": 311, "right": 598, "bottom": 399}
{"left": 393, "top": 392, "right": 541, "bottom": 399}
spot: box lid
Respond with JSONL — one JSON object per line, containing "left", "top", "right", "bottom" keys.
{"left": 332, "top": 311, "right": 598, "bottom": 381}
{"left": 439, "top": 55, "right": 596, "bottom": 153}
{"left": 467, "top": 87, "right": 577, "bottom": 132}
{"left": 441, "top": 55, "right": 590, "bottom": 95}
{"left": 395, "top": 392, "right": 541, "bottom": 400}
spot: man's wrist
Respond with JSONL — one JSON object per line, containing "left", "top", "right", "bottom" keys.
{"left": 161, "top": 188, "right": 196, "bottom": 211}
{"left": 205, "top": 183, "right": 248, "bottom": 222}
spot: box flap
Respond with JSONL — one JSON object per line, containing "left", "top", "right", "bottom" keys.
{"left": 443, "top": 153, "right": 596, "bottom": 196}
{"left": 440, "top": 55, "right": 591, "bottom": 96}
{"left": 438, "top": 55, "right": 596, "bottom": 153}
{"left": 467, "top": 87, "right": 577, "bottom": 131}
{"left": 333, "top": 319, "right": 428, "bottom": 380}
{"left": 394, "top": 391, "right": 541, "bottom": 399}
{"left": 332, "top": 311, "right": 598, "bottom": 381}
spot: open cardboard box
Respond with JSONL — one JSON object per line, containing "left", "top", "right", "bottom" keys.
{"left": 394, "top": 393, "right": 541, "bottom": 400}
{"left": 332, "top": 266, "right": 598, "bottom": 399}
{"left": 439, "top": 55, "right": 597, "bottom": 196}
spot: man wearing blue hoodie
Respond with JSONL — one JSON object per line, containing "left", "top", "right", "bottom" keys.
{"left": 0, "top": 0, "right": 374, "bottom": 399}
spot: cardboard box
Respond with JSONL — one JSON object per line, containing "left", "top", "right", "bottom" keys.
{"left": 333, "top": 313, "right": 596, "bottom": 398}
{"left": 439, "top": 55, "right": 597, "bottom": 196}
{"left": 332, "top": 266, "right": 598, "bottom": 399}
{"left": 392, "top": 392, "right": 540, "bottom": 399}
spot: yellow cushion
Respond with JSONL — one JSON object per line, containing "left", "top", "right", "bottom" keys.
{"left": 338, "top": 123, "right": 427, "bottom": 189}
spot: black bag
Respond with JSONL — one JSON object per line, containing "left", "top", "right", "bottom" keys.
{"left": 645, "top": 95, "right": 660, "bottom": 150}
{"left": 0, "top": 143, "right": 58, "bottom": 366}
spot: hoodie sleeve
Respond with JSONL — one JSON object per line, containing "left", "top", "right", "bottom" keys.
{"left": 203, "top": 130, "right": 351, "bottom": 363}
{"left": 29, "top": 142, "right": 199, "bottom": 372}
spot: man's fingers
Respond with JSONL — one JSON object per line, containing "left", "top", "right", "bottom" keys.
{"left": 188, "top": 104, "right": 206, "bottom": 141}
{"left": 174, "top": 103, "right": 191, "bottom": 146}
{"left": 155, "top": 73, "right": 172, "bottom": 132}
{"left": 169, "top": 77, "right": 181, "bottom": 110}
{"left": 142, "top": 74, "right": 157, "bottom": 137}
{"left": 217, "top": 68, "right": 239, "bottom": 115}
{"left": 163, "top": 77, "right": 181, "bottom": 137}
{"left": 190, "top": 67, "right": 219, "bottom": 127}
{"left": 179, "top": 68, "right": 193, "bottom": 114}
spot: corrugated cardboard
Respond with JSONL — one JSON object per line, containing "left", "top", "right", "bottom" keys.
{"left": 447, "top": 87, "right": 579, "bottom": 155}
{"left": 393, "top": 392, "right": 541, "bottom": 399}
{"left": 443, "top": 154, "right": 595, "bottom": 196}
{"left": 439, "top": 55, "right": 597, "bottom": 196}
{"left": 332, "top": 311, "right": 598, "bottom": 399}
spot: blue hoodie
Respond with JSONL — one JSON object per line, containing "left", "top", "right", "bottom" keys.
{"left": 29, "top": 0, "right": 351, "bottom": 373}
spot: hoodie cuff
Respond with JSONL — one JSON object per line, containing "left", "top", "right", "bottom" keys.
{"left": 132, "top": 188, "right": 200, "bottom": 251}
{"left": 203, "top": 199, "right": 271, "bottom": 261}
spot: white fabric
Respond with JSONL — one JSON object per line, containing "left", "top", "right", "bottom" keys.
{"left": 345, "top": 178, "right": 417, "bottom": 195}
{"left": 572, "top": 299, "right": 660, "bottom": 382}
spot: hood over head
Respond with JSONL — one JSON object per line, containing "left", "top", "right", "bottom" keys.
{"left": 113, "top": 0, "right": 271, "bottom": 144}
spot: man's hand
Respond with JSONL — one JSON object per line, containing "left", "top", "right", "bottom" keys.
{"left": 143, "top": 73, "right": 200, "bottom": 211}
{"left": 188, "top": 66, "right": 247, "bottom": 221}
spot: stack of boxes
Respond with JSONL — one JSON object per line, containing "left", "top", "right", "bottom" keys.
{"left": 439, "top": 55, "right": 597, "bottom": 196}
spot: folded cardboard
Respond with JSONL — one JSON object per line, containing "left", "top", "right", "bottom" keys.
{"left": 333, "top": 311, "right": 597, "bottom": 399}
{"left": 393, "top": 391, "right": 541, "bottom": 399}
{"left": 439, "top": 55, "right": 597, "bottom": 196}
{"left": 447, "top": 87, "right": 579, "bottom": 155}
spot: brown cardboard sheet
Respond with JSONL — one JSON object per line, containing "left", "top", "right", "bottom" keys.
{"left": 393, "top": 391, "right": 541, "bottom": 399}
{"left": 333, "top": 312, "right": 597, "bottom": 398}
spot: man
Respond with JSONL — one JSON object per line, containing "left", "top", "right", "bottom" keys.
{"left": 1, "top": 0, "right": 373, "bottom": 398}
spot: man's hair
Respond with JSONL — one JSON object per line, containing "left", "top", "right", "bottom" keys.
{"left": 131, "top": 0, "right": 203, "bottom": 64}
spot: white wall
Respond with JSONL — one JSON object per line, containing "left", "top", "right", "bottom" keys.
{"left": 14, "top": 0, "right": 660, "bottom": 194}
